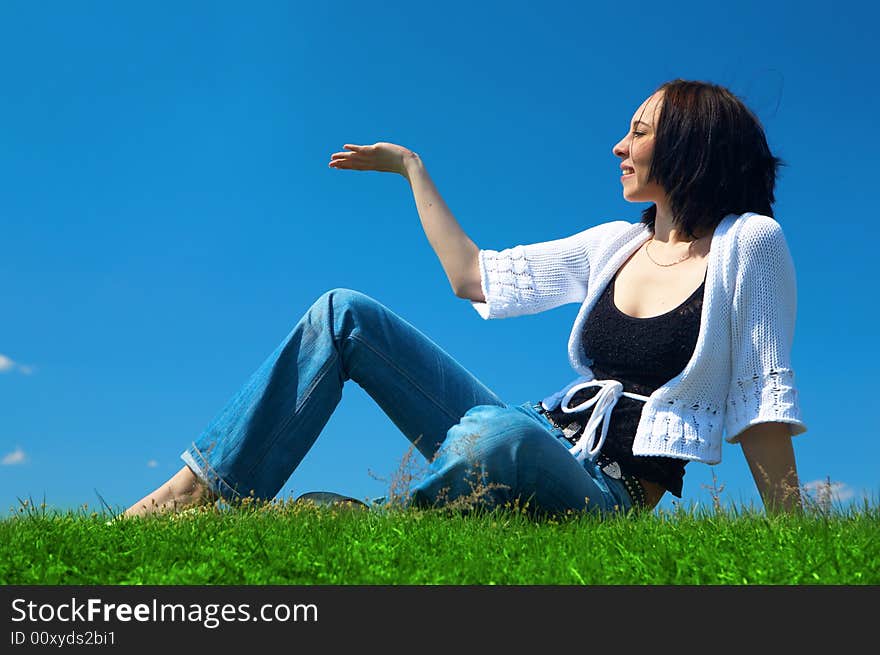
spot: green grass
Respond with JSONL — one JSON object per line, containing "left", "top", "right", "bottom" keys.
{"left": 2, "top": 499, "right": 878, "bottom": 585}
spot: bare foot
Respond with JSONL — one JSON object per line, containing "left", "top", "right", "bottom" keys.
{"left": 122, "top": 465, "right": 218, "bottom": 518}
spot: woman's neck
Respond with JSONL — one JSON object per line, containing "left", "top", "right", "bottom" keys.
{"left": 651, "top": 202, "right": 710, "bottom": 244}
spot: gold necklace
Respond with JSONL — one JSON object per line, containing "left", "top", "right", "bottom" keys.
{"left": 644, "top": 239, "right": 693, "bottom": 267}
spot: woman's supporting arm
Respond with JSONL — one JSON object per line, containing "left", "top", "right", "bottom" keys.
{"left": 328, "top": 142, "right": 482, "bottom": 299}
{"left": 738, "top": 421, "right": 803, "bottom": 514}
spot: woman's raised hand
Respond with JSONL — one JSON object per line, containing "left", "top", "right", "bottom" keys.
{"left": 328, "top": 142, "right": 416, "bottom": 177}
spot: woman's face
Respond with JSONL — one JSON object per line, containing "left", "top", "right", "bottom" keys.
{"left": 612, "top": 91, "right": 667, "bottom": 204}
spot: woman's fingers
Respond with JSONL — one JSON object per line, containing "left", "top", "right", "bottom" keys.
{"left": 330, "top": 159, "right": 365, "bottom": 170}
{"left": 328, "top": 154, "right": 360, "bottom": 168}
{"left": 328, "top": 142, "right": 408, "bottom": 175}
{"left": 329, "top": 144, "right": 371, "bottom": 169}
{"left": 329, "top": 145, "right": 365, "bottom": 160}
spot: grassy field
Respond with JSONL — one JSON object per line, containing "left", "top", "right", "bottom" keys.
{"left": 2, "top": 498, "right": 878, "bottom": 585}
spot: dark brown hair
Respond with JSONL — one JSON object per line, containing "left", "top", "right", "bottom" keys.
{"left": 639, "top": 79, "right": 784, "bottom": 238}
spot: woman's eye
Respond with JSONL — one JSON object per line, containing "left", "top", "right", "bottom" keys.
{"left": 631, "top": 131, "right": 644, "bottom": 137}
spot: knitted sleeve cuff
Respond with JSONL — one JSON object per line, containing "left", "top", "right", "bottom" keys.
{"left": 724, "top": 368, "right": 808, "bottom": 443}
{"left": 470, "top": 245, "right": 536, "bottom": 319}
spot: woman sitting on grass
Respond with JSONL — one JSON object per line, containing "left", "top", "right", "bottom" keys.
{"left": 123, "top": 78, "right": 807, "bottom": 519}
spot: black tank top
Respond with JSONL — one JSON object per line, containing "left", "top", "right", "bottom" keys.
{"left": 542, "top": 269, "right": 706, "bottom": 497}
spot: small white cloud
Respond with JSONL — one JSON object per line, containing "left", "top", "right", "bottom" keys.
{"left": 804, "top": 478, "right": 855, "bottom": 503}
{"left": 0, "top": 354, "right": 34, "bottom": 375}
{"left": 2, "top": 447, "right": 27, "bottom": 466}
{"left": 146, "top": 459, "right": 159, "bottom": 468}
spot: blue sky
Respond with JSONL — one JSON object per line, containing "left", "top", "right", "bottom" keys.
{"left": 1, "top": 1, "right": 876, "bottom": 516}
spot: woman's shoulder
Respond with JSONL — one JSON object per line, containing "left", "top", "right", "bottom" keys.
{"left": 722, "top": 213, "right": 797, "bottom": 284}
{"left": 533, "top": 219, "right": 643, "bottom": 256}
{"left": 738, "top": 212, "right": 784, "bottom": 238}
{"left": 574, "top": 218, "right": 645, "bottom": 243}
{"left": 730, "top": 212, "right": 790, "bottom": 258}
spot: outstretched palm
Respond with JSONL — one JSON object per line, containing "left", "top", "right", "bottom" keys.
{"left": 328, "top": 142, "right": 413, "bottom": 176}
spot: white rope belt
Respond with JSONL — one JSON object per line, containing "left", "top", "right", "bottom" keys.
{"left": 557, "top": 379, "right": 651, "bottom": 463}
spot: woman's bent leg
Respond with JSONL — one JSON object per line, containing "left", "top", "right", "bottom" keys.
{"left": 181, "top": 288, "right": 505, "bottom": 502}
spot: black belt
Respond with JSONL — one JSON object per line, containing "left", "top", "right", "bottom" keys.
{"left": 595, "top": 453, "right": 648, "bottom": 509}
{"left": 534, "top": 402, "right": 648, "bottom": 509}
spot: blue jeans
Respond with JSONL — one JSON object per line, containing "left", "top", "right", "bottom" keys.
{"left": 181, "top": 288, "right": 634, "bottom": 515}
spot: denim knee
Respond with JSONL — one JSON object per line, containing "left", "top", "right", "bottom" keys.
{"left": 306, "top": 288, "right": 382, "bottom": 338}
{"left": 311, "top": 287, "right": 375, "bottom": 316}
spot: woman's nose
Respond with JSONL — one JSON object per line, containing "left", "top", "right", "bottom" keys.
{"left": 612, "top": 137, "right": 627, "bottom": 158}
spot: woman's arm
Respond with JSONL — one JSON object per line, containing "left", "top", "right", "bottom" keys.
{"left": 328, "top": 143, "right": 482, "bottom": 299}
{"left": 738, "top": 421, "right": 802, "bottom": 514}
{"left": 402, "top": 153, "right": 483, "bottom": 300}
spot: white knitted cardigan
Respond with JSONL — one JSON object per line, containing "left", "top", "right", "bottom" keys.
{"left": 470, "top": 211, "right": 807, "bottom": 465}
